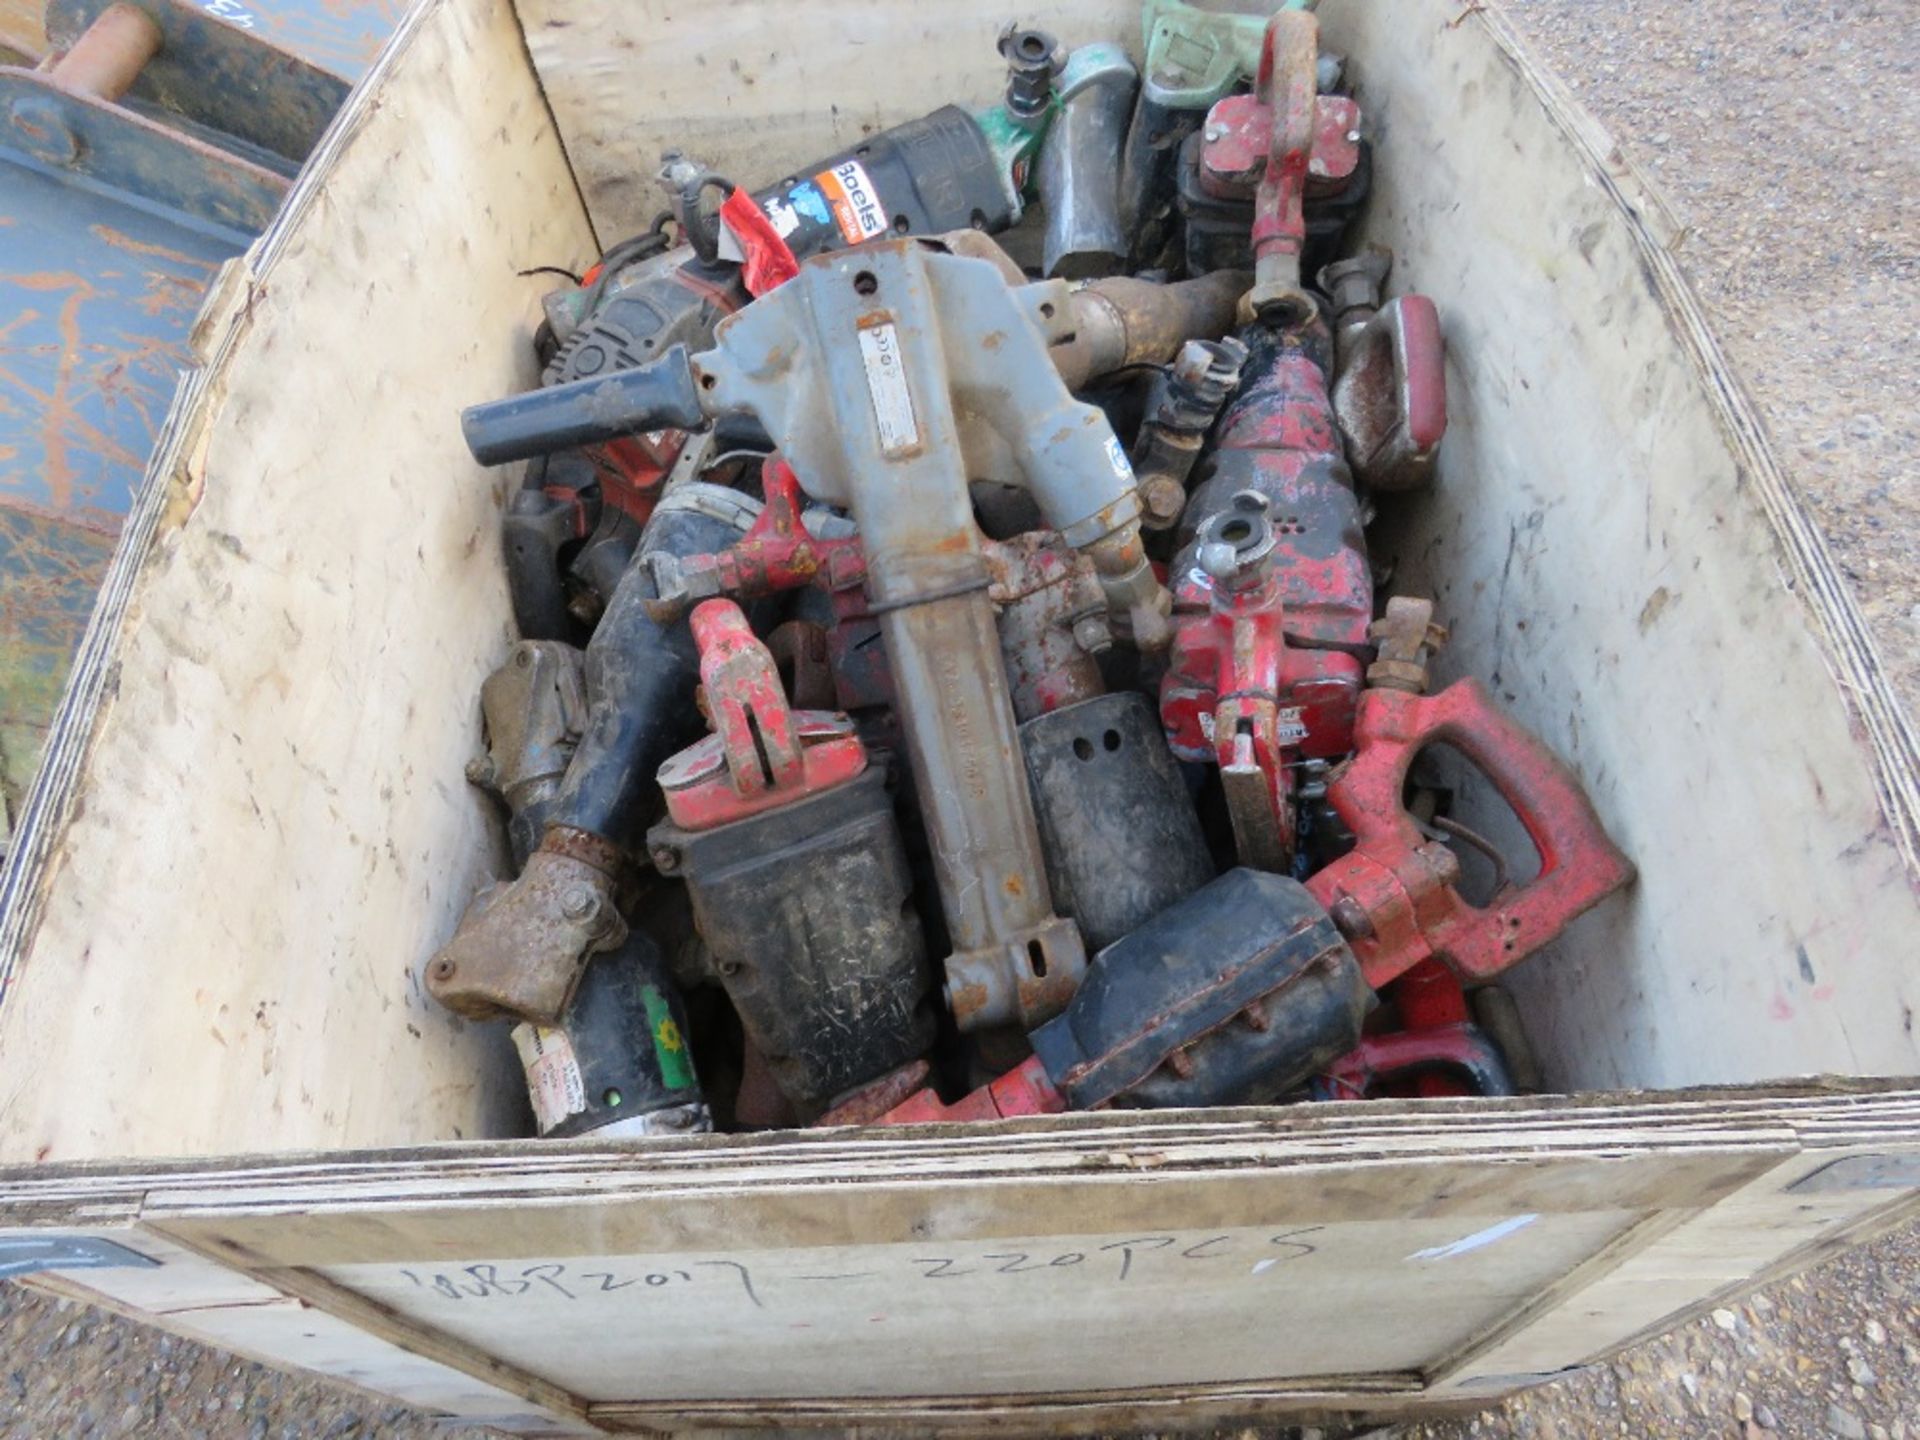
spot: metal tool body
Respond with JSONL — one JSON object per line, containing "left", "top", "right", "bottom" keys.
{"left": 1162, "top": 310, "right": 1372, "bottom": 869}
{"left": 1179, "top": 11, "right": 1362, "bottom": 321}
{"left": 1322, "top": 250, "right": 1449, "bottom": 493}
{"left": 1314, "top": 958, "right": 1515, "bottom": 1101}
{"left": 1119, "top": 0, "right": 1320, "bottom": 265}
{"left": 1305, "top": 677, "right": 1636, "bottom": 990}
{"left": 1038, "top": 42, "right": 1138, "bottom": 278}
{"left": 864, "top": 867, "right": 1368, "bottom": 1123}
{"left": 466, "top": 242, "right": 1184, "bottom": 1031}
{"left": 511, "top": 930, "right": 710, "bottom": 1138}
{"left": 647, "top": 601, "right": 934, "bottom": 1115}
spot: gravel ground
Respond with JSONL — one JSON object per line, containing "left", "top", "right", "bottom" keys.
{"left": 1, "top": 0, "right": 1913, "bottom": 1436}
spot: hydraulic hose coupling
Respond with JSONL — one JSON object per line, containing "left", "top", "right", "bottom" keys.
{"left": 1135, "top": 336, "right": 1250, "bottom": 530}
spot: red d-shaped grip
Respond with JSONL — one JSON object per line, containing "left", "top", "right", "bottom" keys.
{"left": 1306, "top": 679, "right": 1634, "bottom": 988}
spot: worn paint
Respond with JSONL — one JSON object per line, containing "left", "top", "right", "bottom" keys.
{"left": 0, "top": 164, "right": 235, "bottom": 807}
{"left": 0, "top": 0, "right": 398, "bottom": 812}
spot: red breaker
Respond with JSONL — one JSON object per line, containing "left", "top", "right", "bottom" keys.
{"left": 655, "top": 599, "right": 867, "bottom": 831}
{"left": 1305, "top": 677, "right": 1636, "bottom": 991}
{"left": 1163, "top": 448, "right": 1370, "bottom": 866}
{"left": 1193, "top": 9, "right": 1361, "bottom": 322}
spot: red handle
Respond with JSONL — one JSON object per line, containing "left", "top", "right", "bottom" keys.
{"left": 1308, "top": 678, "right": 1633, "bottom": 986}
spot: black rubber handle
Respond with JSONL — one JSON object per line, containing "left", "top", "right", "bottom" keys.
{"left": 461, "top": 345, "right": 709, "bottom": 466}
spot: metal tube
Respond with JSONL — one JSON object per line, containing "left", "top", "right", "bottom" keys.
{"left": 48, "top": 3, "right": 161, "bottom": 101}
{"left": 1038, "top": 44, "right": 1138, "bottom": 279}
{"left": 1050, "top": 270, "right": 1249, "bottom": 389}
{"left": 881, "top": 591, "right": 1087, "bottom": 1031}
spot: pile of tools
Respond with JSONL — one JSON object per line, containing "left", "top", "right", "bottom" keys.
{"left": 434, "top": 2, "right": 1633, "bottom": 1138}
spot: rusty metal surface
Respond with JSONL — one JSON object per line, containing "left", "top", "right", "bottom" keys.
{"left": 45, "top": 0, "right": 362, "bottom": 160}
{"left": 426, "top": 844, "right": 629, "bottom": 1024}
{"left": 48, "top": 2, "right": 163, "bottom": 100}
{"left": 984, "top": 531, "right": 1107, "bottom": 722}
{"left": 0, "top": 152, "right": 236, "bottom": 808}
{"left": 0, "top": 0, "right": 398, "bottom": 817}
{"left": 0, "top": 66, "right": 291, "bottom": 231}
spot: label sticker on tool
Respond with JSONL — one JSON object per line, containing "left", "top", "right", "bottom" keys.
{"left": 1105, "top": 433, "right": 1135, "bottom": 482}
{"left": 784, "top": 180, "right": 834, "bottom": 230}
{"left": 857, "top": 318, "right": 921, "bottom": 456}
{"left": 643, "top": 986, "right": 697, "bottom": 1090}
{"left": 760, "top": 194, "right": 803, "bottom": 239}
{"left": 511, "top": 1023, "right": 587, "bottom": 1134}
{"left": 815, "top": 159, "right": 889, "bottom": 245}
{"left": 1276, "top": 705, "right": 1308, "bottom": 745}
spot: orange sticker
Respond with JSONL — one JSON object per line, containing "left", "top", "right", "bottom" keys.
{"left": 815, "top": 159, "right": 889, "bottom": 245}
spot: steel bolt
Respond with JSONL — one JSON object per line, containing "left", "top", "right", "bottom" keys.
{"left": 1140, "top": 475, "right": 1188, "bottom": 526}
{"left": 1072, "top": 614, "right": 1114, "bottom": 655}
{"left": 1329, "top": 895, "right": 1375, "bottom": 942}
{"left": 559, "top": 886, "right": 598, "bottom": 922}
{"left": 10, "top": 98, "right": 82, "bottom": 165}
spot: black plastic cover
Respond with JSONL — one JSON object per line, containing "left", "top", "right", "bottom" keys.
{"left": 757, "top": 105, "right": 1012, "bottom": 256}
{"left": 524, "top": 929, "right": 704, "bottom": 1137}
{"left": 1174, "top": 131, "right": 1373, "bottom": 281}
{"left": 1021, "top": 692, "right": 1216, "bottom": 953}
{"left": 648, "top": 767, "right": 937, "bottom": 1117}
{"left": 1031, "top": 867, "right": 1369, "bottom": 1109}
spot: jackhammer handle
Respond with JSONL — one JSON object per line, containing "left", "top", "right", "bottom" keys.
{"left": 1333, "top": 678, "right": 1635, "bottom": 982}
{"left": 461, "top": 345, "right": 709, "bottom": 467}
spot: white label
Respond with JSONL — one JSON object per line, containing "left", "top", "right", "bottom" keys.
{"left": 1275, "top": 705, "right": 1308, "bottom": 745}
{"left": 1105, "top": 433, "right": 1135, "bottom": 482}
{"left": 761, "top": 194, "right": 802, "bottom": 239}
{"left": 511, "top": 1023, "right": 587, "bottom": 1134}
{"left": 1406, "top": 1214, "right": 1540, "bottom": 1261}
{"left": 857, "top": 321, "right": 921, "bottom": 456}
{"left": 202, "top": 0, "right": 256, "bottom": 26}
{"left": 818, "top": 160, "right": 889, "bottom": 244}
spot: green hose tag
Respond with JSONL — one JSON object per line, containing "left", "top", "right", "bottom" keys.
{"left": 643, "top": 986, "right": 697, "bottom": 1090}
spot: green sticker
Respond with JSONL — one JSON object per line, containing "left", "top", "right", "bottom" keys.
{"left": 643, "top": 986, "right": 696, "bottom": 1091}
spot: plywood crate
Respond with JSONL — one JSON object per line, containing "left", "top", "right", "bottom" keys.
{"left": 0, "top": 0, "right": 1915, "bottom": 1432}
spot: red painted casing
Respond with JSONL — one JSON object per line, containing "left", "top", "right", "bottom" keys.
{"left": 1196, "top": 17, "right": 1361, "bottom": 276}
{"left": 1305, "top": 679, "right": 1635, "bottom": 990}
{"left": 874, "top": 1056, "right": 1066, "bottom": 1125}
{"left": 1162, "top": 324, "right": 1370, "bottom": 852}
{"left": 1316, "top": 1025, "right": 1506, "bottom": 1102}
{"left": 657, "top": 459, "right": 891, "bottom": 712}
{"left": 655, "top": 599, "right": 866, "bottom": 831}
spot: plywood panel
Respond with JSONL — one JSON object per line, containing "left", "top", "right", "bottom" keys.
{"left": 514, "top": 0, "right": 1141, "bottom": 244}
{"left": 1313, "top": 2, "right": 1920, "bottom": 1089}
{"left": 135, "top": 1095, "right": 1811, "bottom": 1411}
{"left": 4, "top": 1089, "right": 1912, "bottom": 1422}
{"left": 311, "top": 1214, "right": 1639, "bottom": 1401}
{"left": 0, "top": 0, "right": 597, "bottom": 1165}
{"left": 23, "top": 1232, "right": 587, "bottom": 1431}
{"left": 1436, "top": 1148, "right": 1920, "bottom": 1390}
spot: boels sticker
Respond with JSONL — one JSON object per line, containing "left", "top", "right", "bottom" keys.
{"left": 816, "top": 159, "right": 889, "bottom": 245}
